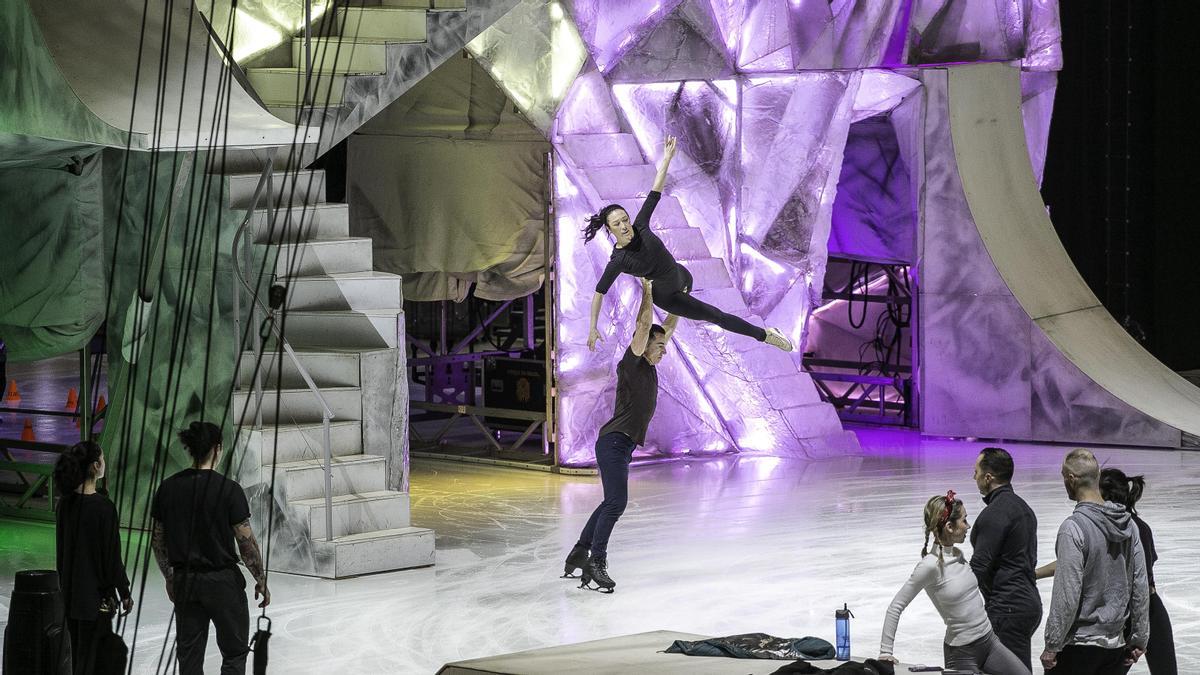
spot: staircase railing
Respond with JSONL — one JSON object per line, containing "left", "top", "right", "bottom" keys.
{"left": 231, "top": 158, "right": 336, "bottom": 542}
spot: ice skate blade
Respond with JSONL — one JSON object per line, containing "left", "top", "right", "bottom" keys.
{"left": 577, "top": 577, "right": 616, "bottom": 593}
{"left": 560, "top": 571, "right": 581, "bottom": 579}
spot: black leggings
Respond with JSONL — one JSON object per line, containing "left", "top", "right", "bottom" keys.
{"left": 1147, "top": 591, "right": 1177, "bottom": 675}
{"left": 651, "top": 265, "right": 766, "bottom": 341}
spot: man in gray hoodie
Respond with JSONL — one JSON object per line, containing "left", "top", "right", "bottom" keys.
{"left": 1041, "top": 448, "right": 1149, "bottom": 674}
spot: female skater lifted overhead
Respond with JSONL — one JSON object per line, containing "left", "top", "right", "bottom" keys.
{"left": 584, "top": 135, "right": 793, "bottom": 353}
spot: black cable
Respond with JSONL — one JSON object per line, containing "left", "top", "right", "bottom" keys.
{"left": 100, "top": 2, "right": 364, "bottom": 670}
{"left": 847, "top": 262, "right": 869, "bottom": 329}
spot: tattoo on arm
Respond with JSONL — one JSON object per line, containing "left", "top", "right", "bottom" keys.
{"left": 151, "top": 520, "right": 172, "bottom": 581}
{"left": 233, "top": 519, "right": 266, "bottom": 584}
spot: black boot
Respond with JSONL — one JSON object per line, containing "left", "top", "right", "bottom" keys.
{"left": 579, "top": 555, "right": 616, "bottom": 593}
{"left": 561, "top": 544, "right": 589, "bottom": 578}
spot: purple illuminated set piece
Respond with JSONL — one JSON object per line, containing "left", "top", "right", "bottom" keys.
{"left": 544, "top": 0, "right": 1063, "bottom": 466}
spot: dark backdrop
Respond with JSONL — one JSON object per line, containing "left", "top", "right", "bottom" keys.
{"left": 1041, "top": 1, "right": 1200, "bottom": 372}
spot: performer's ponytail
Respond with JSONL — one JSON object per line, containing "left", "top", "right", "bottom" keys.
{"left": 583, "top": 204, "right": 625, "bottom": 243}
{"left": 1100, "top": 467, "right": 1146, "bottom": 516}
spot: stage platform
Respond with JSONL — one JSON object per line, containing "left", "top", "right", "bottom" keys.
{"left": 438, "top": 630, "right": 893, "bottom": 674}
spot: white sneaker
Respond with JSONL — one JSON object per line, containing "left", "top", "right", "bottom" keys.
{"left": 763, "top": 327, "right": 793, "bottom": 352}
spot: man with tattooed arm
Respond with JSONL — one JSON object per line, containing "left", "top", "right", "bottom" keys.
{"left": 151, "top": 421, "right": 270, "bottom": 675}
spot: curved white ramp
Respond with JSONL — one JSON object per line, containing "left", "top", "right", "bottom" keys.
{"left": 947, "top": 63, "right": 1200, "bottom": 443}
{"left": 27, "top": 0, "right": 318, "bottom": 149}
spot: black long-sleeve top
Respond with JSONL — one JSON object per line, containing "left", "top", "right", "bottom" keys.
{"left": 968, "top": 484, "right": 1042, "bottom": 617}
{"left": 56, "top": 491, "right": 131, "bottom": 620}
{"left": 1134, "top": 514, "right": 1158, "bottom": 589}
{"left": 594, "top": 191, "right": 679, "bottom": 294}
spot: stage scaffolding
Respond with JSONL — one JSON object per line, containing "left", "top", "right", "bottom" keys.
{"left": 803, "top": 256, "right": 917, "bottom": 427}
{"left": 406, "top": 154, "right": 563, "bottom": 471}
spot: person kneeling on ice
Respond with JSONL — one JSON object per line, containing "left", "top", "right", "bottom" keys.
{"left": 562, "top": 277, "right": 677, "bottom": 593}
{"left": 878, "top": 491, "right": 1030, "bottom": 675}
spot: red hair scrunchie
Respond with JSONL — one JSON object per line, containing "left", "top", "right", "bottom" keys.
{"left": 938, "top": 489, "right": 957, "bottom": 529}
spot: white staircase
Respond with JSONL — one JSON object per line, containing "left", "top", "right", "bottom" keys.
{"left": 561, "top": 132, "right": 858, "bottom": 456}
{"left": 244, "top": 0, "right": 466, "bottom": 125}
{"left": 227, "top": 168, "right": 434, "bottom": 578}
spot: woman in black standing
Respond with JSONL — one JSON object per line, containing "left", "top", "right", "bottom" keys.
{"left": 1100, "top": 469, "right": 1177, "bottom": 675}
{"left": 54, "top": 440, "right": 132, "bottom": 673}
{"left": 584, "top": 135, "right": 794, "bottom": 353}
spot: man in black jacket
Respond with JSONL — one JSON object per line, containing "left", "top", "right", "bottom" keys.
{"left": 970, "top": 447, "right": 1042, "bottom": 672}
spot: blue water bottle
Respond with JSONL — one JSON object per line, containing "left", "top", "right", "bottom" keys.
{"left": 835, "top": 603, "right": 854, "bottom": 661}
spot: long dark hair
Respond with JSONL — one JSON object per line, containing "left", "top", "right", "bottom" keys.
{"left": 1100, "top": 467, "right": 1146, "bottom": 515}
{"left": 582, "top": 204, "right": 625, "bottom": 243}
{"left": 179, "top": 421, "right": 222, "bottom": 464}
{"left": 54, "top": 440, "right": 103, "bottom": 494}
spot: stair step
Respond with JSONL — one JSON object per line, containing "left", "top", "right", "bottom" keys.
{"left": 310, "top": 526, "right": 435, "bottom": 578}
{"left": 585, "top": 165, "right": 658, "bottom": 201}
{"left": 292, "top": 38, "right": 390, "bottom": 73}
{"left": 679, "top": 258, "right": 733, "bottom": 290}
{"left": 335, "top": 7, "right": 427, "bottom": 42}
{"left": 242, "top": 203, "right": 349, "bottom": 244}
{"left": 267, "top": 237, "right": 374, "bottom": 276}
{"left": 281, "top": 310, "right": 402, "bottom": 350}
{"left": 291, "top": 490, "right": 412, "bottom": 538}
{"left": 232, "top": 386, "right": 362, "bottom": 424}
{"left": 265, "top": 104, "right": 344, "bottom": 127}
{"left": 639, "top": 194, "right": 689, "bottom": 230}
{"left": 656, "top": 228, "right": 710, "bottom": 261}
{"left": 238, "top": 349, "right": 363, "bottom": 389}
{"left": 777, "top": 403, "right": 844, "bottom": 440}
{"left": 691, "top": 287, "right": 749, "bottom": 315}
{"left": 246, "top": 68, "right": 351, "bottom": 106}
{"left": 282, "top": 271, "right": 403, "bottom": 311}
{"left": 563, "top": 133, "right": 644, "bottom": 167}
{"left": 227, "top": 170, "right": 326, "bottom": 209}
{"left": 759, "top": 372, "right": 823, "bottom": 409}
{"left": 237, "top": 421, "right": 364, "bottom": 465}
{"left": 738, "top": 345, "right": 801, "bottom": 380}
{"left": 379, "top": 0, "right": 465, "bottom": 9}
{"left": 267, "top": 454, "right": 387, "bottom": 501}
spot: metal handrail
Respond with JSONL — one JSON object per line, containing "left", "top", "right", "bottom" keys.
{"left": 231, "top": 158, "right": 336, "bottom": 542}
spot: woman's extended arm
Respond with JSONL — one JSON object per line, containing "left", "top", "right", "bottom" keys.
{"left": 588, "top": 292, "right": 605, "bottom": 351}
{"left": 879, "top": 559, "right": 934, "bottom": 659}
{"left": 651, "top": 135, "right": 677, "bottom": 193}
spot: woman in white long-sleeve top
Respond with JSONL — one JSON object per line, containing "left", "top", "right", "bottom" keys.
{"left": 877, "top": 491, "right": 1030, "bottom": 675}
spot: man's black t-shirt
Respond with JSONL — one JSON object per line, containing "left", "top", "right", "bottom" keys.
{"left": 151, "top": 469, "right": 251, "bottom": 572}
{"left": 594, "top": 191, "right": 680, "bottom": 294}
{"left": 597, "top": 347, "right": 658, "bottom": 446}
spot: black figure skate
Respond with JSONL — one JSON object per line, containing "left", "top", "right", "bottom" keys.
{"left": 561, "top": 544, "right": 590, "bottom": 579}
{"left": 578, "top": 556, "right": 616, "bottom": 593}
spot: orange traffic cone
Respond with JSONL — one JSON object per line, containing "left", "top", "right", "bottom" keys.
{"left": 65, "top": 387, "right": 78, "bottom": 411}
{"left": 21, "top": 419, "right": 35, "bottom": 442}
{"left": 4, "top": 380, "right": 19, "bottom": 404}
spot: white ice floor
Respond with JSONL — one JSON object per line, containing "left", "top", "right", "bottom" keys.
{"left": 2, "top": 430, "right": 1197, "bottom": 673}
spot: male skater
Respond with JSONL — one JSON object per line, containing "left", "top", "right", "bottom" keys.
{"left": 563, "top": 277, "right": 677, "bottom": 593}
{"left": 969, "top": 447, "right": 1042, "bottom": 671}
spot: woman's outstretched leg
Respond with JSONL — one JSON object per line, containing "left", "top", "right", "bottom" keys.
{"left": 653, "top": 288, "right": 794, "bottom": 350}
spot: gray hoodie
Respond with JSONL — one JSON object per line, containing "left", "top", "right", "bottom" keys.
{"left": 1044, "top": 501, "right": 1150, "bottom": 652}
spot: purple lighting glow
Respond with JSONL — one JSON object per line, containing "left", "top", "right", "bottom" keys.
{"left": 549, "top": 0, "right": 1062, "bottom": 466}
